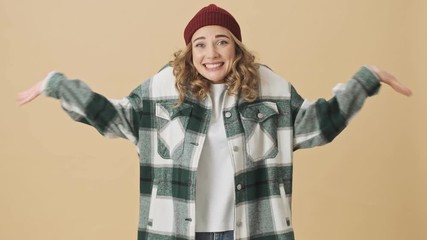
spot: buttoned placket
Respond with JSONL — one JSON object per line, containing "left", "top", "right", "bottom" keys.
{"left": 221, "top": 92, "right": 243, "bottom": 239}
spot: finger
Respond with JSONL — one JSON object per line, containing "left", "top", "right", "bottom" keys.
{"left": 16, "top": 89, "right": 39, "bottom": 105}
{"left": 16, "top": 91, "right": 29, "bottom": 105}
{"left": 16, "top": 93, "right": 32, "bottom": 105}
{"left": 388, "top": 79, "right": 413, "bottom": 97}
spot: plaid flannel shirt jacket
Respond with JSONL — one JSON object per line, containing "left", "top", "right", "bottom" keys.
{"left": 43, "top": 65, "right": 380, "bottom": 240}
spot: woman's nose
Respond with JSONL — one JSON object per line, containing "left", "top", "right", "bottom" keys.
{"left": 206, "top": 45, "right": 219, "bottom": 59}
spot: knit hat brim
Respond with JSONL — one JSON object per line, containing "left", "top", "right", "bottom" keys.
{"left": 184, "top": 4, "right": 241, "bottom": 45}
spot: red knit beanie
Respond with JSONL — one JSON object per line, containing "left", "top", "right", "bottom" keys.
{"left": 184, "top": 4, "right": 241, "bottom": 45}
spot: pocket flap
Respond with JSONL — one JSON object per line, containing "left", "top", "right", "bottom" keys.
{"left": 156, "top": 102, "right": 192, "bottom": 120}
{"left": 239, "top": 102, "right": 279, "bottom": 122}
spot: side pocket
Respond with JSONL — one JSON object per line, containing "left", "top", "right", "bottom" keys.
{"left": 279, "top": 183, "right": 292, "bottom": 227}
{"left": 147, "top": 184, "right": 158, "bottom": 228}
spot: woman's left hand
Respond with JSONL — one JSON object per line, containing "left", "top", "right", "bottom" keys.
{"left": 367, "top": 65, "right": 413, "bottom": 97}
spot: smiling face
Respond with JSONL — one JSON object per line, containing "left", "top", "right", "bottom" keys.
{"left": 191, "top": 25, "right": 236, "bottom": 84}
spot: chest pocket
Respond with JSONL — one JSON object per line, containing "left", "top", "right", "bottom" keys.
{"left": 239, "top": 101, "right": 279, "bottom": 161}
{"left": 156, "top": 102, "right": 192, "bottom": 159}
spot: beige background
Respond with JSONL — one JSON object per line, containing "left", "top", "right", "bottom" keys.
{"left": 1, "top": 0, "right": 426, "bottom": 239}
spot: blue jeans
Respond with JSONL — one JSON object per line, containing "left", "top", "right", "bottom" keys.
{"left": 195, "top": 230, "right": 234, "bottom": 240}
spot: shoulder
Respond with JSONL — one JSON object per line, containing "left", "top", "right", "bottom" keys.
{"left": 143, "top": 65, "right": 179, "bottom": 99}
{"left": 152, "top": 65, "right": 176, "bottom": 85}
{"left": 258, "top": 65, "right": 292, "bottom": 98}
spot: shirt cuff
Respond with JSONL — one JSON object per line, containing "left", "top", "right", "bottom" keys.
{"left": 354, "top": 66, "right": 381, "bottom": 96}
{"left": 40, "top": 71, "right": 60, "bottom": 95}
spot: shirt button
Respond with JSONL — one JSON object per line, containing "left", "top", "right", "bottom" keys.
{"left": 225, "top": 111, "right": 232, "bottom": 118}
{"left": 233, "top": 146, "right": 239, "bottom": 152}
{"left": 257, "top": 112, "right": 264, "bottom": 119}
{"left": 236, "top": 184, "right": 242, "bottom": 191}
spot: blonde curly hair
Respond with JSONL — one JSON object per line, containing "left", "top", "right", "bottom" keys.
{"left": 170, "top": 33, "right": 260, "bottom": 106}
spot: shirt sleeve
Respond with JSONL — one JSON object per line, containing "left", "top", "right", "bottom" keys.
{"left": 291, "top": 66, "right": 381, "bottom": 150}
{"left": 41, "top": 72, "right": 142, "bottom": 144}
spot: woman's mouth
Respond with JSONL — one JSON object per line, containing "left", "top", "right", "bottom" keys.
{"left": 204, "top": 63, "right": 224, "bottom": 70}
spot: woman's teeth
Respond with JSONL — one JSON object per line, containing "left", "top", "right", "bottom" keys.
{"left": 205, "top": 63, "right": 222, "bottom": 69}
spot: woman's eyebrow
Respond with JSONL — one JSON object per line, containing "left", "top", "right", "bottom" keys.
{"left": 192, "top": 36, "right": 205, "bottom": 43}
{"left": 192, "top": 34, "right": 230, "bottom": 43}
{"left": 215, "top": 34, "right": 230, "bottom": 39}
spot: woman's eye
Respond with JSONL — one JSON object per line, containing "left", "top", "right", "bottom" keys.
{"left": 195, "top": 43, "right": 205, "bottom": 48}
{"left": 218, "top": 40, "right": 228, "bottom": 46}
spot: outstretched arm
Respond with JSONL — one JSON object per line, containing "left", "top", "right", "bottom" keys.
{"left": 292, "top": 66, "right": 412, "bottom": 150}
{"left": 16, "top": 72, "right": 141, "bottom": 143}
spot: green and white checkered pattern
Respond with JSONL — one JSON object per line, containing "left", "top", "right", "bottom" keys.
{"left": 44, "top": 65, "right": 380, "bottom": 240}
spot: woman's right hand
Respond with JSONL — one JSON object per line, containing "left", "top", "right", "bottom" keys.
{"left": 16, "top": 80, "right": 43, "bottom": 106}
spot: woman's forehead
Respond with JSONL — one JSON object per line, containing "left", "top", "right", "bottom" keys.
{"left": 191, "top": 26, "right": 232, "bottom": 41}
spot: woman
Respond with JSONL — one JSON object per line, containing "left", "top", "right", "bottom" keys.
{"left": 17, "top": 4, "right": 412, "bottom": 240}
